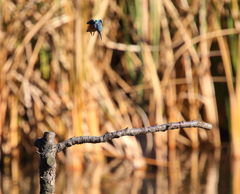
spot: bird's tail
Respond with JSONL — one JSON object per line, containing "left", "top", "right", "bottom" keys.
{"left": 98, "top": 31, "right": 102, "bottom": 40}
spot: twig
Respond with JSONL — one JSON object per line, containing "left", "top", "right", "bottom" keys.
{"left": 55, "top": 120, "right": 211, "bottom": 153}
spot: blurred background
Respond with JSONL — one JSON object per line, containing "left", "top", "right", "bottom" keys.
{"left": 1, "top": 0, "right": 240, "bottom": 193}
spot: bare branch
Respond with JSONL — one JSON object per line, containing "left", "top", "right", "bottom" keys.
{"left": 56, "top": 120, "right": 212, "bottom": 153}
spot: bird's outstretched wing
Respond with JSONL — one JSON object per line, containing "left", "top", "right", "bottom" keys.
{"left": 94, "top": 20, "right": 103, "bottom": 40}
{"left": 94, "top": 20, "right": 103, "bottom": 31}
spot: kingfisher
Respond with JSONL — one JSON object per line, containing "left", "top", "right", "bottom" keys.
{"left": 86, "top": 19, "right": 103, "bottom": 40}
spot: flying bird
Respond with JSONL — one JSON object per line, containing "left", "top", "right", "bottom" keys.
{"left": 86, "top": 19, "right": 103, "bottom": 40}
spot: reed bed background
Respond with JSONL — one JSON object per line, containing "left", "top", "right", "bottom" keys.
{"left": 1, "top": 0, "right": 240, "bottom": 189}
{"left": 3, "top": 149, "right": 231, "bottom": 194}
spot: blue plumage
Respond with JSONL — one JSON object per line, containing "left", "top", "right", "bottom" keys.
{"left": 86, "top": 19, "right": 103, "bottom": 40}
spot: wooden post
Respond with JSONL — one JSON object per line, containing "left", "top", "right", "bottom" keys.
{"left": 34, "top": 132, "right": 57, "bottom": 194}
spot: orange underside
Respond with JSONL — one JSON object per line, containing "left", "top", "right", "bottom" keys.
{"left": 87, "top": 25, "right": 97, "bottom": 36}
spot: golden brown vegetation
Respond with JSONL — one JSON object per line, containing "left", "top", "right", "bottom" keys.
{"left": 1, "top": 0, "right": 240, "bottom": 185}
